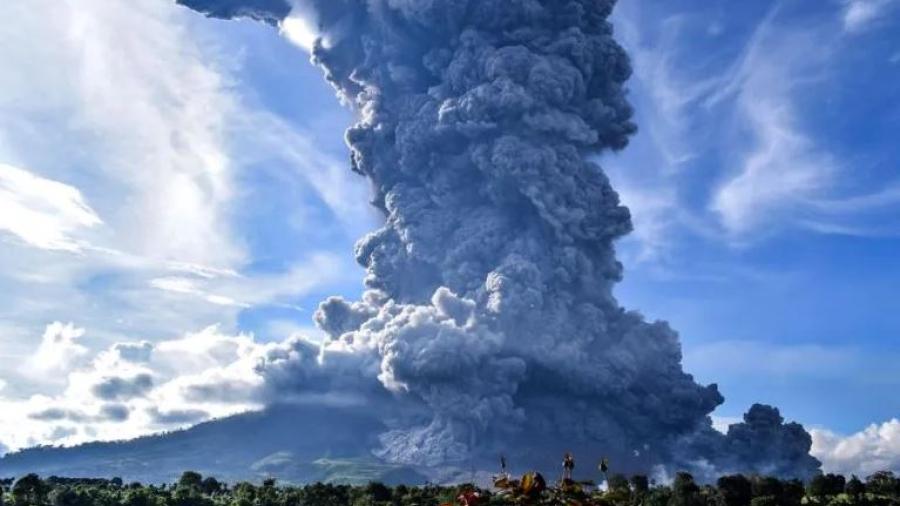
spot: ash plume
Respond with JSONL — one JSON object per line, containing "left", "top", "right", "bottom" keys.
{"left": 177, "top": 0, "right": 291, "bottom": 24}
{"left": 177, "top": 0, "right": 821, "bottom": 481}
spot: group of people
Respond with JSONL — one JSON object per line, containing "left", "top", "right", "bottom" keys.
{"left": 497, "top": 453, "right": 609, "bottom": 482}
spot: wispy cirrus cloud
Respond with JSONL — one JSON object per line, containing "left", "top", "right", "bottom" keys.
{"left": 0, "top": 163, "right": 102, "bottom": 252}
{"left": 843, "top": 0, "right": 897, "bottom": 33}
{"left": 148, "top": 251, "right": 350, "bottom": 310}
{"left": 603, "top": 8, "right": 715, "bottom": 263}
{"left": 0, "top": 0, "right": 245, "bottom": 269}
{"left": 707, "top": 13, "right": 837, "bottom": 238}
{"left": 609, "top": 2, "right": 900, "bottom": 258}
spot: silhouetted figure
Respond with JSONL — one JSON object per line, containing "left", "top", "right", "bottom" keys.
{"left": 599, "top": 457, "right": 610, "bottom": 489}
{"left": 562, "top": 452, "right": 575, "bottom": 481}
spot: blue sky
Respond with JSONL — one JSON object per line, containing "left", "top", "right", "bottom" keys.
{"left": 0, "top": 0, "right": 897, "bottom": 474}
{"left": 606, "top": 0, "right": 900, "bottom": 436}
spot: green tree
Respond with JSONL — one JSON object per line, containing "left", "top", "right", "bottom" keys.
{"left": 607, "top": 474, "right": 629, "bottom": 493}
{"left": 13, "top": 474, "right": 50, "bottom": 506}
{"left": 599, "top": 474, "right": 630, "bottom": 506}
{"left": 176, "top": 473, "right": 203, "bottom": 492}
{"left": 866, "top": 471, "right": 899, "bottom": 497}
{"left": 122, "top": 488, "right": 159, "bottom": 506}
{"left": 670, "top": 473, "right": 703, "bottom": 506}
{"left": 749, "top": 497, "right": 777, "bottom": 506}
{"left": 751, "top": 476, "right": 782, "bottom": 500}
{"left": 717, "top": 474, "right": 752, "bottom": 506}
{"left": 810, "top": 474, "right": 847, "bottom": 500}
{"left": 48, "top": 487, "right": 78, "bottom": 506}
{"left": 199, "top": 478, "right": 221, "bottom": 496}
{"left": 364, "top": 482, "right": 391, "bottom": 503}
{"left": 302, "top": 483, "right": 349, "bottom": 506}
{"left": 645, "top": 487, "right": 671, "bottom": 506}
{"left": 257, "top": 479, "right": 277, "bottom": 506}
{"left": 173, "top": 472, "right": 211, "bottom": 506}
{"left": 699, "top": 485, "right": 721, "bottom": 506}
{"left": 630, "top": 475, "right": 649, "bottom": 495}
{"left": 780, "top": 479, "right": 805, "bottom": 506}
{"left": 229, "top": 482, "right": 255, "bottom": 506}
{"left": 846, "top": 476, "right": 866, "bottom": 501}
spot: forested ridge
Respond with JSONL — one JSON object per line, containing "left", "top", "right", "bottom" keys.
{"left": 1, "top": 469, "right": 898, "bottom": 506}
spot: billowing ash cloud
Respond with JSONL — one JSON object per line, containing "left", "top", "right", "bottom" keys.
{"left": 720, "top": 405, "right": 821, "bottom": 477}
{"left": 176, "top": 0, "right": 290, "bottom": 25}
{"left": 177, "top": 0, "right": 821, "bottom": 480}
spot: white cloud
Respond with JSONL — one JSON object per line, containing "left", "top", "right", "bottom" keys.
{"left": 711, "top": 415, "right": 742, "bottom": 434}
{"left": 712, "top": 99, "right": 833, "bottom": 236}
{"left": 148, "top": 252, "right": 349, "bottom": 310}
{"left": 281, "top": 15, "right": 317, "bottom": 52}
{"left": 245, "top": 112, "right": 378, "bottom": 235}
{"left": 602, "top": 9, "right": 716, "bottom": 262}
{"left": 165, "top": 261, "right": 240, "bottom": 280}
{"left": 609, "top": 4, "right": 900, "bottom": 255}
{"left": 0, "top": 0, "right": 252, "bottom": 358}
{"left": 843, "top": 0, "right": 896, "bottom": 33}
{"left": 707, "top": 14, "right": 837, "bottom": 238}
{"left": 280, "top": 0, "right": 323, "bottom": 53}
{"left": 608, "top": 6, "right": 841, "bottom": 256}
{"left": 0, "top": 0, "right": 245, "bottom": 268}
{"left": 25, "top": 322, "right": 89, "bottom": 377}
{"left": 614, "top": 14, "right": 718, "bottom": 174}
{"left": 610, "top": 183, "right": 682, "bottom": 263}
{"left": 68, "top": 0, "right": 243, "bottom": 268}
{"left": 0, "top": 0, "right": 375, "bottom": 455}
{"left": 150, "top": 277, "right": 249, "bottom": 308}
{"left": 0, "top": 325, "right": 292, "bottom": 452}
{"left": 0, "top": 0, "right": 371, "bottom": 380}
{"left": 0, "top": 318, "right": 375, "bottom": 452}
{"left": 791, "top": 181, "right": 900, "bottom": 237}
{"left": 812, "top": 419, "right": 900, "bottom": 475}
{"left": 811, "top": 183, "right": 900, "bottom": 213}
{"left": 0, "top": 163, "right": 102, "bottom": 251}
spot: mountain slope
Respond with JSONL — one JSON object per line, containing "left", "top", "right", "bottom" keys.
{"left": 0, "top": 404, "right": 426, "bottom": 485}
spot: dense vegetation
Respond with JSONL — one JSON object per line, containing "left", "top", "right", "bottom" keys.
{"left": 0, "top": 469, "right": 898, "bottom": 506}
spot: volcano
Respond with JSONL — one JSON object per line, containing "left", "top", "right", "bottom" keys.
{"left": 0, "top": 405, "right": 425, "bottom": 485}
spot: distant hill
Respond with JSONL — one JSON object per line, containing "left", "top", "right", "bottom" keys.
{"left": 0, "top": 404, "right": 427, "bottom": 485}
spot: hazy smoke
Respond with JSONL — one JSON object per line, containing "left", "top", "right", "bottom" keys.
{"left": 178, "top": 0, "right": 821, "bottom": 480}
